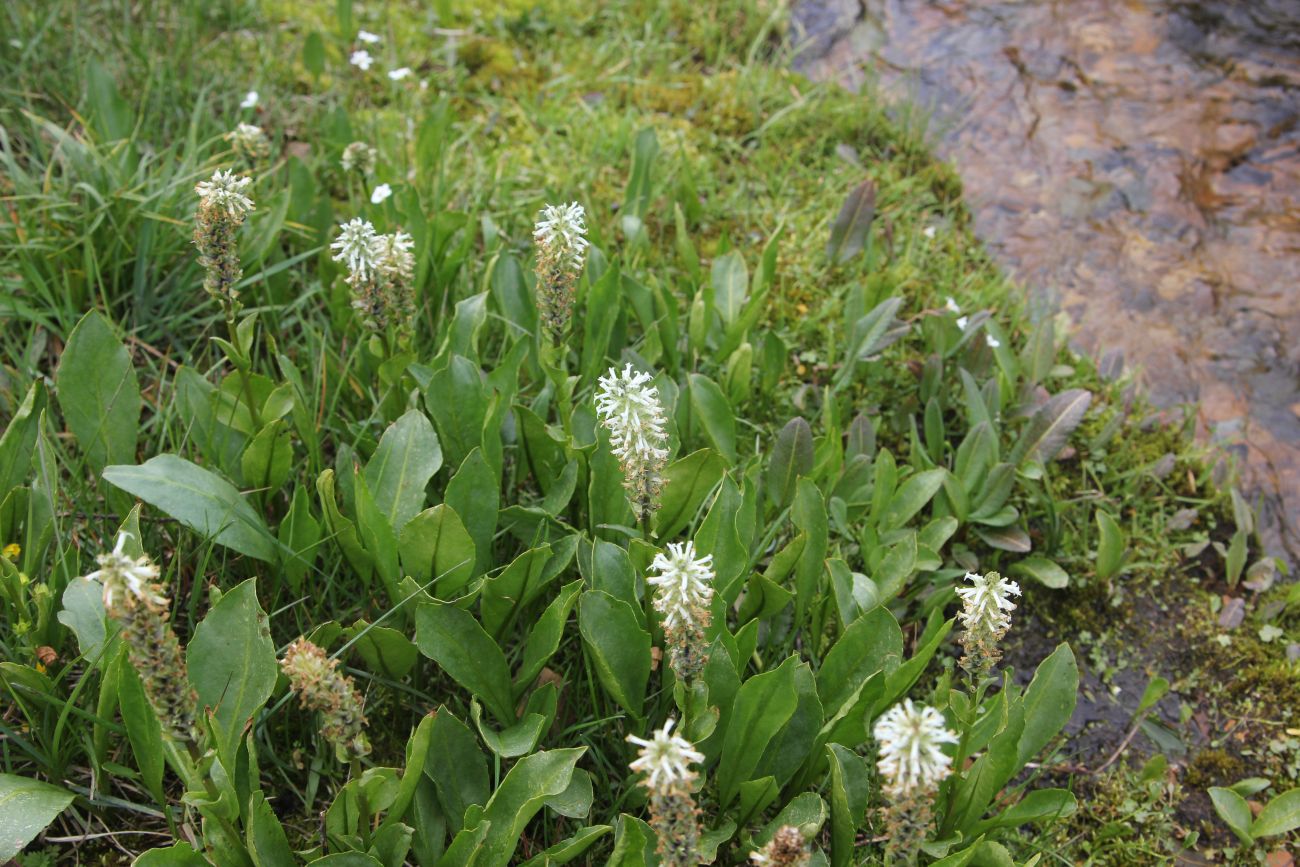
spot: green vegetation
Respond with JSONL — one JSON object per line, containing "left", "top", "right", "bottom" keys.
{"left": 1, "top": 0, "right": 1297, "bottom": 863}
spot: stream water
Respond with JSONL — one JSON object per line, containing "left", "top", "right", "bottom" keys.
{"left": 793, "top": 0, "right": 1300, "bottom": 562}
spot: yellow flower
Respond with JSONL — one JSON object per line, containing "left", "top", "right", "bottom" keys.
{"left": 2, "top": 542, "right": 20, "bottom": 560}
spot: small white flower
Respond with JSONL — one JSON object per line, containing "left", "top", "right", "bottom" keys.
{"left": 534, "top": 201, "right": 589, "bottom": 270}
{"left": 945, "top": 297, "right": 961, "bottom": 314}
{"left": 240, "top": 90, "right": 259, "bottom": 108}
{"left": 595, "top": 364, "right": 669, "bottom": 464}
{"left": 956, "top": 315, "right": 969, "bottom": 330}
{"left": 370, "top": 183, "right": 393, "bottom": 205}
{"left": 373, "top": 230, "right": 414, "bottom": 276}
{"left": 195, "top": 169, "right": 255, "bottom": 218}
{"left": 388, "top": 67, "right": 412, "bottom": 80}
{"left": 924, "top": 225, "right": 937, "bottom": 239}
{"left": 956, "top": 571, "right": 1021, "bottom": 636}
{"left": 419, "top": 79, "right": 429, "bottom": 91}
{"left": 86, "top": 532, "right": 166, "bottom": 609}
{"left": 648, "top": 541, "right": 714, "bottom": 630}
{"left": 357, "top": 29, "right": 382, "bottom": 44}
{"left": 350, "top": 49, "right": 374, "bottom": 70}
{"left": 331, "top": 218, "right": 379, "bottom": 278}
{"left": 873, "top": 699, "right": 958, "bottom": 797}
{"left": 627, "top": 718, "right": 703, "bottom": 790}
{"left": 987, "top": 335, "right": 1001, "bottom": 349}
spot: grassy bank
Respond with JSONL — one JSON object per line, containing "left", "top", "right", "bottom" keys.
{"left": 1, "top": 0, "right": 1297, "bottom": 864}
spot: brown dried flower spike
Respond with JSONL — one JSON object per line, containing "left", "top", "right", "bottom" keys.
{"left": 280, "top": 637, "right": 372, "bottom": 762}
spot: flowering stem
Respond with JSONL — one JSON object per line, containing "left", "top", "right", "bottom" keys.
{"left": 225, "top": 318, "right": 264, "bottom": 431}
{"left": 351, "top": 757, "right": 372, "bottom": 845}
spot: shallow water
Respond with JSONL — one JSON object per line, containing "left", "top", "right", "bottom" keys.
{"left": 794, "top": 0, "right": 1300, "bottom": 561}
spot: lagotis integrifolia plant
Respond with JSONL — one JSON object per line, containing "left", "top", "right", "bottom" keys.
{"left": 87, "top": 534, "right": 197, "bottom": 742}
{"left": 194, "top": 168, "right": 254, "bottom": 316}
{"left": 330, "top": 219, "right": 416, "bottom": 336}
{"left": 532, "top": 201, "right": 588, "bottom": 342}
{"left": 956, "top": 570, "right": 1022, "bottom": 679}
{"left": 648, "top": 541, "right": 714, "bottom": 680}
{"left": 749, "top": 826, "right": 811, "bottom": 867}
{"left": 627, "top": 719, "right": 704, "bottom": 867}
{"left": 873, "top": 699, "right": 959, "bottom": 862}
{"left": 595, "top": 363, "right": 669, "bottom": 520}
{"left": 225, "top": 122, "right": 270, "bottom": 162}
{"left": 341, "top": 141, "right": 377, "bottom": 175}
{"left": 280, "top": 638, "right": 372, "bottom": 762}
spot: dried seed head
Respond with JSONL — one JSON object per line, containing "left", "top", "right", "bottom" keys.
{"left": 750, "top": 825, "right": 810, "bottom": 867}
{"left": 281, "top": 638, "right": 372, "bottom": 762}
{"left": 225, "top": 123, "right": 271, "bottom": 161}
{"left": 341, "top": 141, "right": 378, "bottom": 174}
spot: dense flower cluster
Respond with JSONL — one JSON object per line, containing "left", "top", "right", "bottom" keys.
{"left": 341, "top": 141, "right": 377, "bottom": 175}
{"left": 330, "top": 219, "right": 416, "bottom": 335}
{"left": 956, "top": 570, "right": 1021, "bottom": 678}
{"left": 533, "top": 201, "right": 588, "bottom": 341}
{"left": 594, "top": 363, "right": 670, "bottom": 519}
{"left": 193, "top": 169, "right": 254, "bottom": 315}
{"left": 280, "top": 638, "right": 372, "bottom": 762}
{"left": 873, "top": 699, "right": 959, "bottom": 862}
{"left": 87, "top": 534, "right": 197, "bottom": 742}
{"left": 225, "top": 122, "right": 270, "bottom": 161}
{"left": 648, "top": 541, "right": 714, "bottom": 680}
{"left": 628, "top": 719, "right": 704, "bottom": 867}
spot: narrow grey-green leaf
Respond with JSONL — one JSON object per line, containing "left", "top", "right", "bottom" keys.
{"left": 826, "top": 179, "right": 876, "bottom": 263}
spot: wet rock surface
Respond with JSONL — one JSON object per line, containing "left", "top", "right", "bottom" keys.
{"left": 792, "top": 0, "right": 1300, "bottom": 563}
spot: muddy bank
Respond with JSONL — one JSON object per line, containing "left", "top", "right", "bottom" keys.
{"left": 791, "top": 0, "right": 1300, "bottom": 564}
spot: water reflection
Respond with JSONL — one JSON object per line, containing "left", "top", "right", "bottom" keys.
{"left": 795, "top": 0, "right": 1300, "bottom": 560}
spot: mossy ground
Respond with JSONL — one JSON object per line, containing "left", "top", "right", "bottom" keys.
{"left": 2, "top": 0, "right": 1298, "bottom": 863}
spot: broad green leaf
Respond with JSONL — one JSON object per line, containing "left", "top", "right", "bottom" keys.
{"left": 519, "top": 825, "right": 611, "bottom": 866}
{"left": 57, "top": 577, "right": 109, "bottom": 663}
{"left": 444, "top": 448, "right": 499, "bottom": 577}
{"left": 688, "top": 373, "right": 736, "bottom": 463}
{"left": 827, "top": 745, "right": 871, "bottom": 867}
{"left": 817, "top": 607, "right": 903, "bottom": 719}
{"left": 278, "top": 484, "right": 321, "bottom": 593}
{"left": 414, "top": 603, "right": 515, "bottom": 724}
{"left": 308, "top": 855, "right": 383, "bottom": 866}
{"left": 115, "top": 648, "right": 164, "bottom": 804}
{"left": 878, "top": 469, "right": 946, "bottom": 530}
{"left": 364, "top": 409, "right": 442, "bottom": 532}
{"left": 577, "top": 591, "right": 650, "bottom": 719}
{"left": 1008, "top": 389, "right": 1092, "bottom": 466}
{"left": 473, "top": 702, "right": 547, "bottom": 759}
{"left": 303, "top": 31, "right": 326, "bottom": 76}
{"left": 1095, "top": 509, "right": 1125, "bottom": 580}
{"left": 0, "top": 381, "right": 46, "bottom": 495}
{"left": 187, "top": 578, "right": 277, "bottom": 768}
{"left": 0, "top": 773, "right": 76, "bottom": 860}
{"left": 1017, "top": 643, "right": 1078, "bottom": 767}
{"left": 826, "top": 178, "right": 876, "bottom": 263}
{"left": 711, "top": 249, "right": 748, "bottom": 327}
{"left": 654, "top": 449, "right": 726, "bottom": 540}
{"left": 1209, "top": 786, "right": 1254, "bottom": 844}
{"left": 767, "top": 418, "right": 814, "bottom": 509}
{"left": 1009, "top": 556, "right": 1069, "bottom": 589}
{"left": 247, "top": 791, "right": 296, "bottom": 867}
{"left": 758, "top": 792, "right": 826, "bottom": 845}
{"left": 971, "top": 788, "right": 1077, "bottom": 835}
{"left": 399, "top": 505, "right": 475, "bottom": 598}
{"left": 380, "top": 712, "right": 436, "bottom": 834}
{"left": 104, "top": 455, "right": 276, "bottom": 561}
{"left": 424, "top": 706, "right": 489, "bottom": 832}
{"left": 517, "top": 580, "right": 583, "bottom": 693}
{"left": 1251, "top": 787, "right": 1300, "bottom": 838}
{"left": 347, "top": 620, "right": 418, "bottom": 680}
{"left": 57, "top": 311, "right": 140, "bottom": 473}
{"left": 474, "top": 748, "right": 586, "bottom": 867}
{"left": 718, "top": 656, "right": 799, "bottom": 806}
{"left": 132, "top": 844, "right": 210, "bottom": 866}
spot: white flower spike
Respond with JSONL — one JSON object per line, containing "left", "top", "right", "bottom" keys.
{"left": 534, "top": 202, "right": 589, "bottom": 270}
{"left": 240, "top": 90, "right": 259, "bottom": 108}
{"left": 357, "top": 29, "right": 382, "bottom": 44}
{"left": 945, "top": 297, "right": 961, "bottom": 314}
{"left": 86, "top": 532, "right": 166, "bottom": 609}
{"left": 388, "top": 67, "right": 412, "bottom": 81}
{"left": 350, "top": 49, "right": 374, "bottom": 70}
{"left": 370, "top": 183, "right": 393, "bottom": 205}
{"left": 595, "top": 364, "right": 669, "bottom": 465}
{"left": 955, "top": 315, "right": 969, "bottom": 330}
{"left": 648, "top": 542, "right": 714, "bottom": 631}
{"left": 331, "top": 218, "right": 379, "bottom": 279}
{"left": 873, "top": 699, "right": 958, "bottom": 797}
{"left": 987, "top": 335, "right": 1001, "bottom": 349}
{"left": 956, "top": 571, "right": 1021, "bottom": 636}
{"left": 627, "top": 718, "right": 703, "bottom": 791}
{"left": 195, "top": 169, "right": 254, "bottom": 219}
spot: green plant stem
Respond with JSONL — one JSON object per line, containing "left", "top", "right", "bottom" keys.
{"left": 351, "top": 756, "right": 372, "bottom": 846}
{"left": 226, "top": 317, "right": 263, "bottom": 431}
